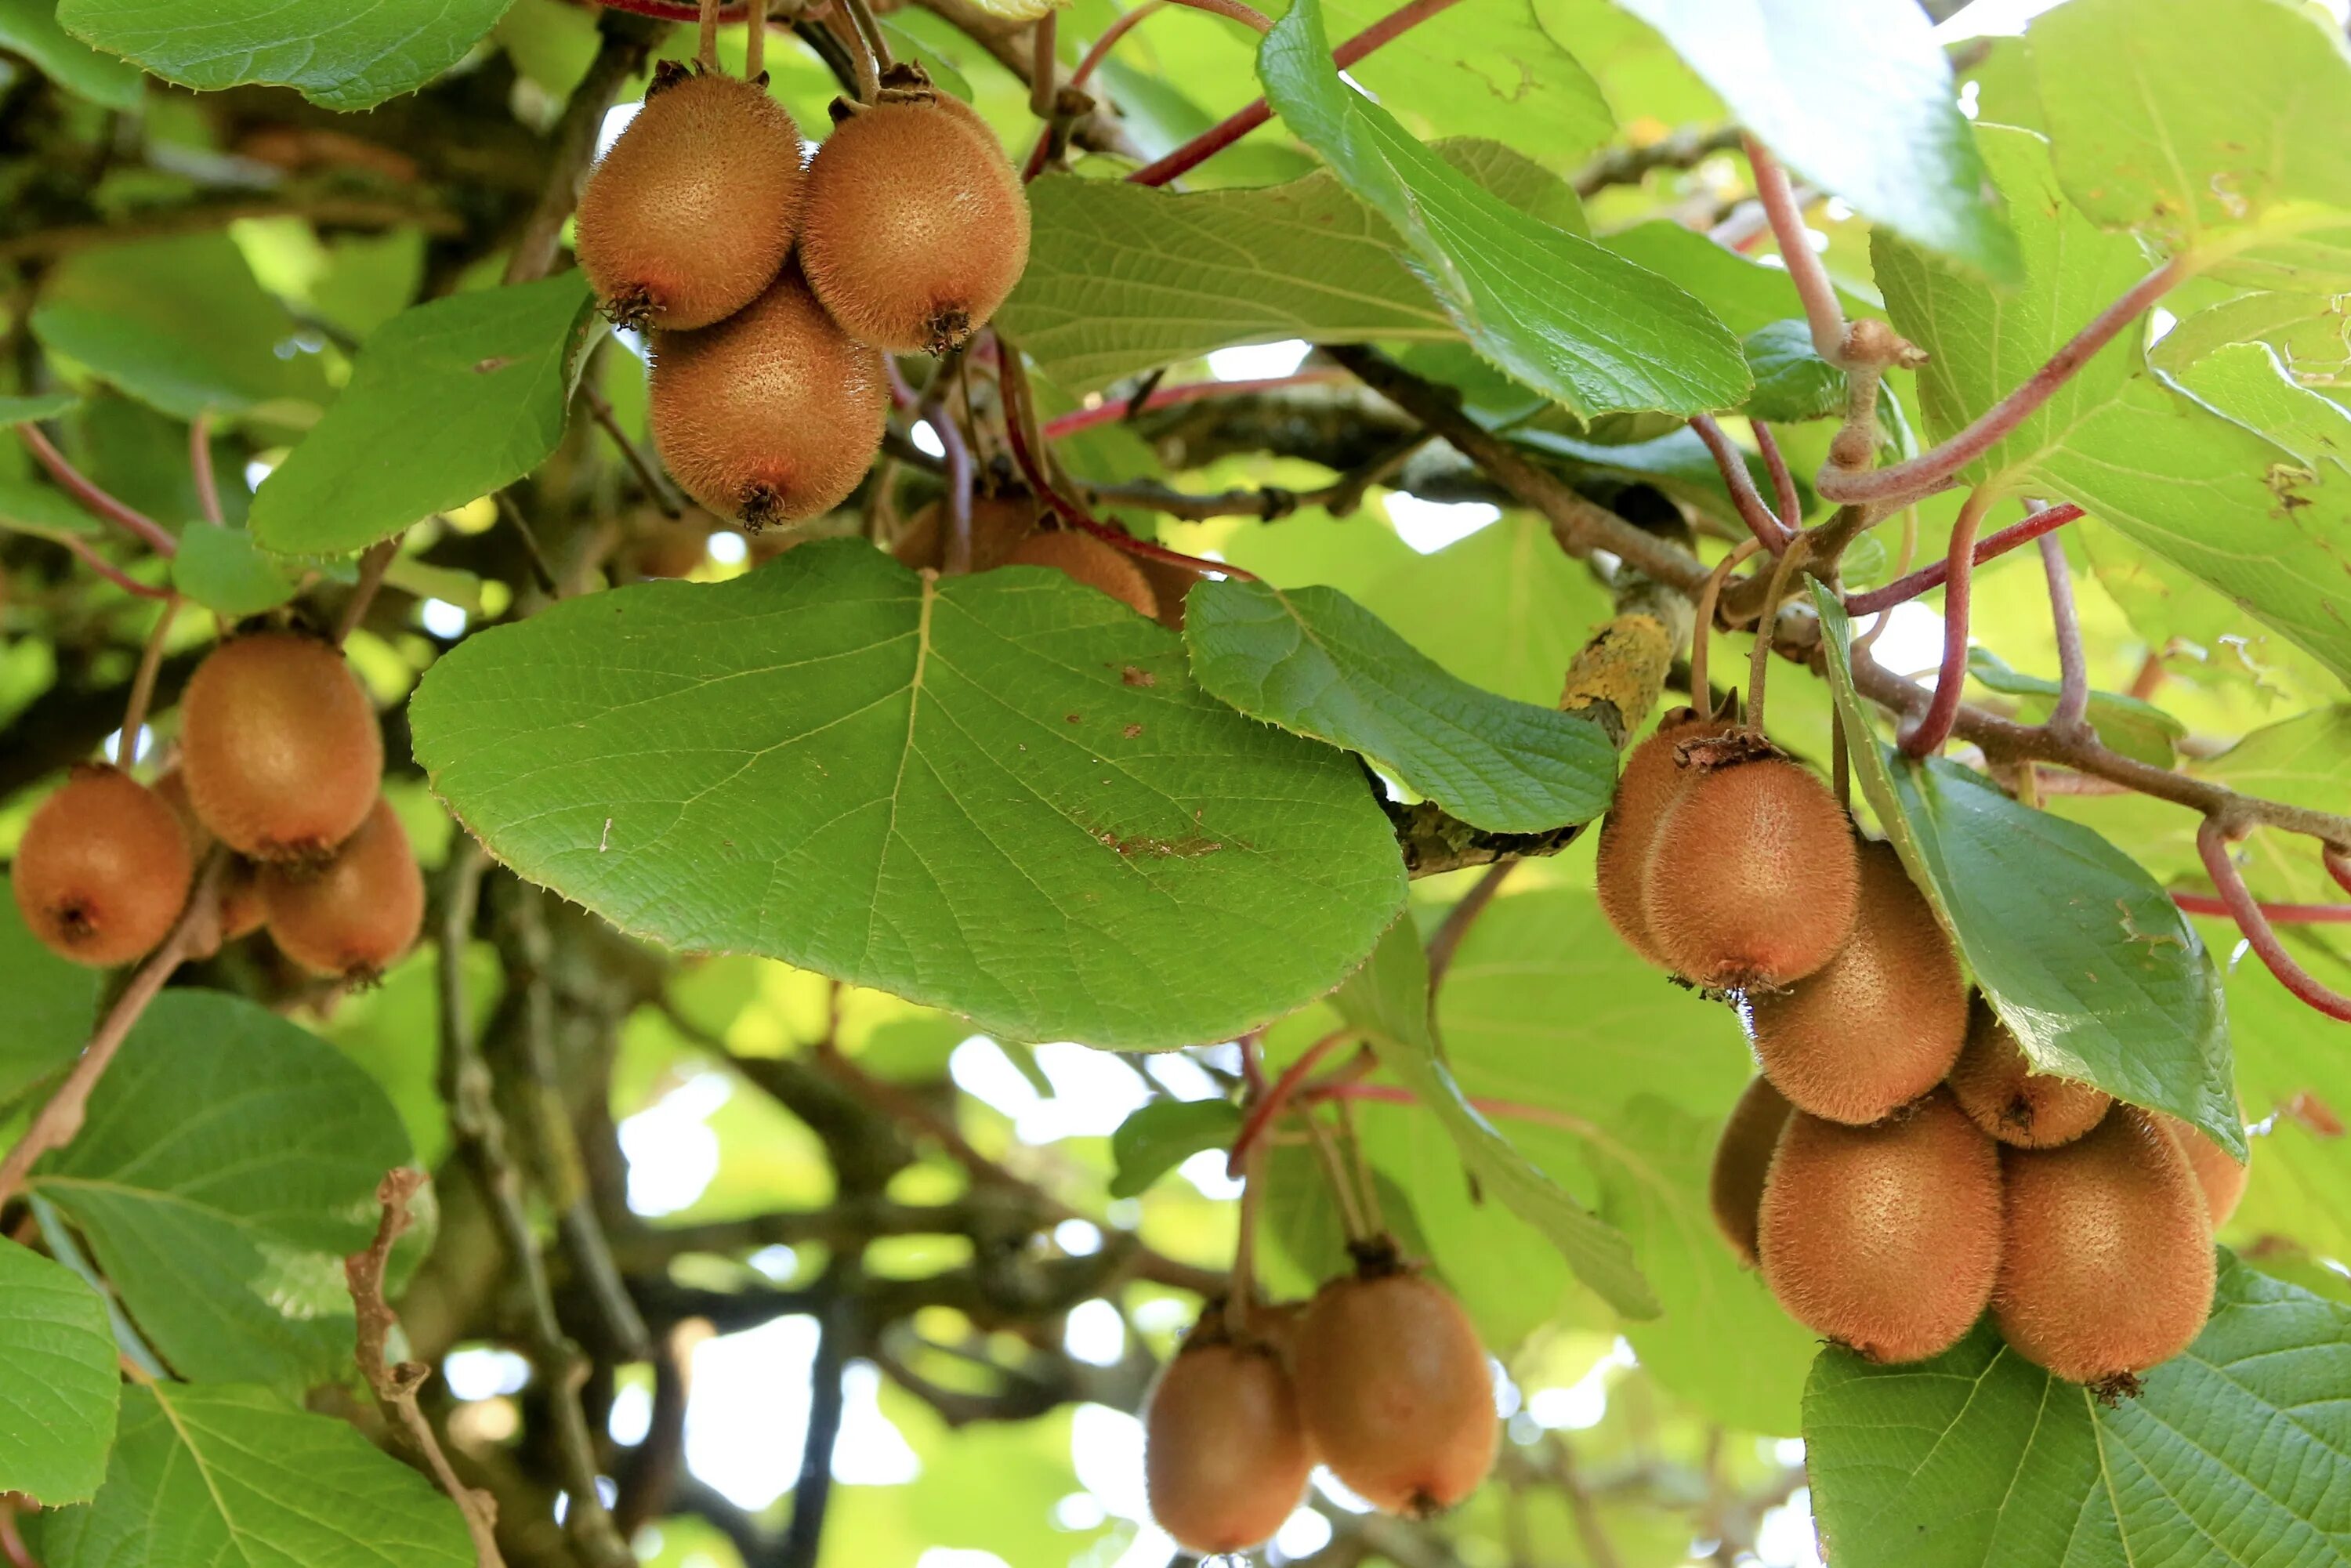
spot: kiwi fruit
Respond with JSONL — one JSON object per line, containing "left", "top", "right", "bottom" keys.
{"left": 12, "top": 764, "right": 193, "bottom": 966}
{"left": 1005, "top": 531, "right": 1159, "bottom": 619}
{"left": 260, "top": 795, "right": 424, "bottom": 982}
{"left": 1994, "top": 1106, "right": 2216, "bottom": 1386}
{"left": 178, "top": 631, "right": 382, "bottom": 864}
{"left": 1947, "top": 997, "right": 2111, "bottom": 1148}
{"left": 154, "top": 769, "right": 266, "bottom": 948}
{"left": 1143, "top": 1335, "right": 1314, "bottom": 1555}
{"left": 649, "top": 266, "right": 889, "bottom": 529}
{"left": 1756, "top": 1090, "right": 2001, "bottom": 1363}
{"left": 1642, "top": 752, "right": 1860, "bottom": 989}
{"left": 1132, "top": 552, "right": 1203, "bottom": 632}
{"left": 620, "top": 509, "right": 715, "bottom": 581}
{"left": 574, "top": 65, "right": 806, "bottom": 331}
{"left": 798, "top": 72, "right": 1032, "bottom": 353}
{"left": 891, "top": 493, "right": 1041, "bottom": 573}
{"left": 1710, "top": 1074, "right": 1794, "bottom": 1267}
{"left": 1748, "top": 839, "right": 1967, "bottom": 1124}
{"left": 1594, "top": 709, "right": 1737, "bottom": 966}
{"left": 2160, "top": 1113, "right": 2249, "bottom": 1228}
{"left": 1291, "top": 1262, "right": 1497, "bottom": 1516}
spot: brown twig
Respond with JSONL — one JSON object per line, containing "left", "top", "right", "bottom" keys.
{"left": 116, "top": 595, "right": 180, "bottom": 766}
{"left": 1571, "top": 124, "right": 1743, "bottom": 198}
{"left": 2037, "top": 525, "right": 2092, "bottom": 741}
{"left": 1752, "top": 421, "right": 1801, "bottom": 531}
{"left": 1688, "top": 415, "right": 1790, "bottom": 550}
{"left": 336, "top": 538, "right": 400, "bottom": 646}
{"left": 346, "top": 1170, "right": 507, "bottom": 1567}
{"left": 1426, "top": 861, "right": 1512, "bottom": 999}
{"left": 189, "top": 411, "right": 224, "bottom": 527}
{"left": 1687, "top": 539, "right": 1761, "bottom": 722}
{"left": 1028, "top": 8, "right": 1058, "bottom": 118}
{"left": 506, "top": 14, "right": 660, "bottom": 288}
{"left": 582, "top": 378, "right": 683, "bottom": 519}
{"left": 1226, "top": 1028, "right": 1355, "bottom": 1179}
{"left": 2196, "top": 819, "right": 2351, "bottom": 1021}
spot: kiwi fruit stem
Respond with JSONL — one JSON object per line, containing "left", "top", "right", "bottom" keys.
{"left": 1743, "top": 534, "right": 1810, "bottom": 733}
{"left": 1687, "top": 538, "right": 1762, "bottom": 722}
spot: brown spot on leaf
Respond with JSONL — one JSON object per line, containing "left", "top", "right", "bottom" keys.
{"left": 1121, "top": 665, "right": 1155, "bottom": 687}
{"left": 473, "top": 356, "right": 514, "bottom": 375}
{"left": 1065, "top": 712, "right": 1082, "bottom": 724}
{"left": 1121, "top": 724, "right": 1143, "bottom": 739}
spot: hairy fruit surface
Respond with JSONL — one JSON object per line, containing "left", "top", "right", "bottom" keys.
{"left": 1748, "top": 839, "right": 1967, "bottom": 1124}
{"left": 1994, "top": 1107, "right": 2216, "bottom": 1385}
{"left": 260, "top": 795, "right": 424, "bottom": 983}
{"left": 1005, "top": 531, "right": 1159, "bottom": 619}
{"left": 179, "top": 632, "right": 382, "bottom": 864}
{"left": 13, "top": 765, "right": 192, "bottom": 966}
{"left": 575, "top": 68, "right": 805, "bottom": 331}
{"left": 1595, "top": 709, "right": 1736, "bottom": 967}
{"left": 1711, "top": 1074, "right": 1794, "bottom": 1267}
{"left": 1292, "top": 1266, "right": 1497, "bottom": 1516}
{"left": 1947, "top": 998, "right": 2111, "bottom": 1148}
{"left": 154, "top": 769, "right": 266, "bottom": 949}
{"left": 649, "top": 266, "right": 889, "bottom": 528}
{"left": 1757, "top": 1091, "right": 2001, "bottom": 1363}
{"left": 892, "top": 494, "right": 1041, "bottom": 573}
{"left": 1143, "top": 1338, "right": 1314, "bottom": 1555}
{"left": 2160, "top": 1112, "right": 2249, "bottom": 1228}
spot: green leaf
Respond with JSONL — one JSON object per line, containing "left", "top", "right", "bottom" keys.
{"left": 1107, "top": 1098, "right": 1240, "bottom": 1199}
{"left": 998, "top": 140, "right": 1573, "bottom": 393}
{"left": 56, "top": 0, "right": 510, "bottom": 111}
{"left": 2152, "top": 292, "right": 2351, "bottom": 385}
{"left": 1514, "top": 424, "right": 1806, "bottom": 531}
{"left": 1609, "top": 0, "right": 2021, "bottom": 284}
{"left": 1813, "top": 585, "right": 2242, "bottom": 1158}
{"left": 1331, "top": 918, "right": 1658, "bottom": 1318}
{"left": 1325, "top": 0, "right": 1614, "bottom": 168}
{"left": 1963, "top": 647, "right": 2184, "bottom": 770}
{"left": 2028, "top": 0, "right": 2351, "bottom": 282}
{"left": 249, "top": 273, "right": 599, "bottom": 556}
{"left": 0, "top": 874, "right": 99, "bottom": 1108}
{"left": 1258, "top": 0, "right": 1749, "bottom": 417}
{"left": 1353, "top": 512, "right": 1614, "bottom": 708}
{"left": 1185, "top": 579, "right": 1616, "bottom": 833}
{"left": 1603, "top": 219, "right": 1852, "bottom": 338}
{"left": 1804, "top": 1254, "right": 2351, "bottom": 1568}
{"left": 0, "top": 0, "right": 140, "bottom": 107}
{"left": 27, "top": 990, "right": 413, "bottom": 1385}
{"left": 411, "top": 541, "right": 1407, "bottom": 1052}
{"left": 34, "top": 1383, "right": 472, "bottom": 1566}
{"left": 30, "top": 234, "right": 329, "bottom": 422}
{"left": 0, "top": 1240, "right": 117, "bottom": 1507}
{"left": 0, "top": 392, "right": 84, "bottom": 425}
{"left": 170, "top": 521, "right": 300, "bottom": 617}
{"left": 1737, "top": 319, "right": 1849, "bottom": 422}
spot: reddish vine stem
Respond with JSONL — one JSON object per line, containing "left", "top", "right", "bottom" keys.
{"left": 336, "top": 538, "right": 400, "bottom": 646}
{"left": 1226, "top": 1028, "right": 1354, "bottom": 1179}
{"left": 1752, "top": 420, "right": 1801, "bottom": 532}
{"left": 1223, "top": 1139, "right": 1264, "bottom": 1338}
{"left": 1426, "top": 860, "right": 1512, "bottom": 999}
{"left": 2196, "top": 819, "right": 2351, "bottom": 1021}
{"left": 1041, "top": 368, "right": 1349, "bottom": 440}
{"left": 0, "top": 1501, "right": 34, "bottom": 1568}
{"left": 1024, "top": 2, "right": 1166, "bottom": 179}
{"left": 1844, "top": 503, "right": 2081, "bottom": 617}
{"left": 16, "top": 424, "right": 177, "bottom": 556}
{"left": 596, "top": 0, "right": 752, "bottom": 17}
{"left": 1897, "top": 485, "right": 1998, "bottom": 758}
{"left": 1688, "top": 415, "right": 1790, "bottom": 551}
{"left": 2037, "top": 525, "right": 2092, "bottom": 739}
{"left": 1127, "top": 0, "right": 1464, "bottom": 186}
{"left": 2329, "top": 846, "right": 2351, "bottom": 899}
{"left": 189, "top": 410, "right": 224, "bottom": 527}
{"left": 1168, "top": 0, "right": 1274, "bottom": 31}
{"left": 117, "top": 594, "right": 180, "bottom": 766}
{"left": 1818, "top": 259, "right": 2190, "bottom": 507}
{"left": 2172, "top": 893, "right": 2351, "bottom": 924}
{"left": 1742, "top": 136, "right": 1846, "bottom": 365}
{"left": 56, "top": 534, "right": 172, "bottom": 600}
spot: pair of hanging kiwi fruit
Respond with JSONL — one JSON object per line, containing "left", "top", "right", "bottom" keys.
{"left": 1596, "top": 701, "right": 2241, "bottom": 1391}
{"left": 1143, "top": 1242, "right": 1498, "bottom": 1556}
{"left": 576, "top": 56, "right": 1031, "bottom": 531}
{"left": 15, "top": 629, "right": 422, "bottom": 983}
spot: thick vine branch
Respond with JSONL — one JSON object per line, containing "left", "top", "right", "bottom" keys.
{"left": 2196, "top": 820, "right": 2351, "bottom": 1022}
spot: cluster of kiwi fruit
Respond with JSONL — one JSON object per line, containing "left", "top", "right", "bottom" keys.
{"left": 1597, "top": 707, "right": 2239, "bottom": 1390}
{"left": 13, "top": 627, "right": 422, "bottom": 985}
{"left": 1143, "top": 1242, "right": 1497, "bottom": 1555}
{"left": 576, "top": 54, "right": 1030, "bottom": 531}
{"left": 889, "top": 487, "right": 1194, "bottom": 626}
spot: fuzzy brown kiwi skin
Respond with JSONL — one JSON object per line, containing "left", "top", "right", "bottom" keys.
{"left": 1757, "top": 1090, "right": 2001, "bottom": 1363}
{"left": 1641, "top": 751, "right": 1860, "bottom": 990}
{"left": 13, "top": 764, "right": 193, "bottom": 967}
{"left": 1594, "top": 709, "right": 1737, "bottom": 967}
{"left": 154, "top": 769, "right": 266, "bottom": 951}
{"left": 649, "top": 266, "right": 889, "bottom": 529}
{"left": 1143, "top": 1332, "right": 1315, "bottom": 1555}
{"left": 891, "top": 493, "right": 1041, "bottom": 573}
{"left": 1005, "top": 531, "right": 1160, "bottom": 620}
{"left": 1710, "top": 1075, "right": 1793, "bottom": 1267}
{"left": 1748, "top": 839, "right": 1968, "bottom": 1125}
{"left": 575, "top": 65, "right": 806, "bottom": 331}
{"left": 1946, "top": 995, "right": 2111, "bottom": 1149}
{"left": 1994, "top": 1106, "right": 2216, "bottom": 1389}
{"left": 2159, "top": 1112, "right": 2249, "bottom": 1228}
{"left": 1291, "top": 1261, "right": 1497, "bottom": 1517}
{"left": 259, "top": 795, "right": 423, "bottom": 983}
{"left": 178, "top": 631, "right": 382, "bottom": 865}
{"left": 798, "top": 74, "right": 1031, "bottom": 354}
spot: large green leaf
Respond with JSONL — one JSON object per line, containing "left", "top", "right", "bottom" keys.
{"left": 57, "top": 0, "right": 509, "bottom": 111}
{"left": 2153, "top": 292, "right": 2351, "bottom": 385}
{"left": 2028, "top": 0, "right": 2351, "bottom": 285}
{"left": 1608, "top": 0, "right": 2020, "bottom": 284}
{"left": 411, "top": 541, "right": 1407, "bottom": 1051}
{"left": 1805, "top": 1255, "right": 2351, "bottom": 1568}
{"left": 249, "top": 272, "right": 599, "bottom": 556}
{"left": 27, "top": 990, "right": 412, "bottom": 1385}
{"left": 1258, "top": 0, "right": 1750, "bottom": 417}
{"left": 999, "top": 140, "right": 1576, "bottom": 393}
{"left": 0, "top": 874, "right": 99, "bottom": 1108}
{"left": 1185, "top": 579, "right": 1615, "bottom": 832}
{"left": 1329, "top": 918, "right": 1657, "bottom": 1318}
{"left": 0, "top": 0, "right": 140, "bottom": 108}
{"left": 30, "top": 234, "right": 329, "bottom": 422}
{"left": 0, "top": 1240, "right": 117, "bottom": 1507}
{"left": 1814, "top": 586, "right": 2241, "bottom": 1158}
{"left": 1327, "top": 0, "right": 1614, "bottom": 168}
{"left": 34, "top": 1383, "right": 472, "bottom": 1566}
